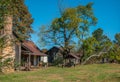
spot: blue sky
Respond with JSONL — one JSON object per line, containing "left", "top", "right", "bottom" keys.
{"left": 25, "top": 0, "right": 120, "bottom": 49}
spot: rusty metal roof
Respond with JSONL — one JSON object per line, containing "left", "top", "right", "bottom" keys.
{"left": 68, "top": 53, "right": 80, "bottom": 59}
{"left": 22, "top": 40, "right": 46, "bottom": 56}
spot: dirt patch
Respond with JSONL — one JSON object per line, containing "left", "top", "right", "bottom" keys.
{"left": 47, "top": 74, "right": 64, "bottom": 81}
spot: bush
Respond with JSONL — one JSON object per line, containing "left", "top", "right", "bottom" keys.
{"left": 52, "top": 57, "right": 63, "bottom": 66}
{"left": 14, "top": 62, "right": 20, "bottom": 70}
{"left": 0, "top": 57, "right": 13, "bottom": 72}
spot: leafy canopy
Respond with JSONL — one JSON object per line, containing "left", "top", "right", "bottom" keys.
{"left": 38, "top": 2, "right": 97, "bottom": 53}
{"left": 0, "top": 0, "right": 33, "bottom": 40}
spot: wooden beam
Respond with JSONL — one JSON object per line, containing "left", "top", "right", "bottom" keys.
{"left": 19, "top": 43, "right": 21, "bottom": 70}
{"left": 28, "top": 52, "right": 31, "bottom": 70}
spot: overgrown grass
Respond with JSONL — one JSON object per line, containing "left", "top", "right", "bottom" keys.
{"left": 0, "top": 64, "right": 120, "bottom": 82}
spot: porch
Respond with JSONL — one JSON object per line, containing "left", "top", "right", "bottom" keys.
{"left": 15, "top": 40, "right": 47, "bottom": 71}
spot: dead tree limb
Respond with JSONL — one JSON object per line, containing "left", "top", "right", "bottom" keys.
{"left": 82, "top": 48, "right": 110, "bottom": 65}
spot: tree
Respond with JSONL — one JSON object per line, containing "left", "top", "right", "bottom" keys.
{"left": 38, "top": 3, "right": 97, "bottom": 60}
{"left": 108, "top": 44, "right": 119, "bottom": 63}
{"left": 92, "top": 28, "right": 103, "bottom": 41}
{"left": 114, "top": 33, "right": 120, "bottom": 46}
{"left": 81, "top": 36, "right": 98, "bottom": 61}
{"left": 92, "top": 28, "right": 112, "bottom": 52}
{"left": 0, "top": 0, "right": 33, "bottom": 72}
{"left": 110, "top": 33, "right": 120, "bottom": 63}
{"left": 0, "top": 0, "right": 33, "bottom": 40}
{"left": 81, "top": 28, "right": 112, "bottom": 64}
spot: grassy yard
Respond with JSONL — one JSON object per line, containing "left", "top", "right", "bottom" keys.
{"left": 0, "top": 64, "right": 120, "bottom": 82}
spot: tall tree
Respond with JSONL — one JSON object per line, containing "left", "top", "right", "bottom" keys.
{"left": 81, "top": 28, "right": 112, "bottom": 64}
{"left": 81, "top": 36, "right": 98, "bottom": 61}
{"left": 0, "top": 0, "right": 33, "bottom": 72}
{"left": 38, "top": 3, "right": 97, "bottom": 59}
{"left": 114, "top": 33, "right": 120, "bottom": 46}
{"left": 111, "top": 33, "right": 120, "bottom": 63}
{"left": 92, "top": 28, "right": 103, "bottom": 41}
{"left": 0, "top": 0, "right": 33, "bottom": 40}
{"left": 77, "top": 2, "right": 97, "bottom": 60}
{"left": 92, "top": 28, "right": 112, "bottom": 52}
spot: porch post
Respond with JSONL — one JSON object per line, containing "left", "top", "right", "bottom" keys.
{"left": 33, "top": 55, "right": 37, "bottom": 66}
{"left": 19, "top": 43, "right": 21, "bottom": 70}
{"left": 28, "top": 53, "right": 31, "bottom": 70}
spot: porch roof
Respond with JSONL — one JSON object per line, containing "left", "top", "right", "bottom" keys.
{"left": 67, "top": 53, "right": 80, "bottom": 59}
{"left": 22, "top": 40, "right": 46, "bottom": 56}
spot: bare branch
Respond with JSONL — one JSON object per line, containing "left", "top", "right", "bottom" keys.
{"left": 82, "top": 47, "right": 111, "bottom": 65}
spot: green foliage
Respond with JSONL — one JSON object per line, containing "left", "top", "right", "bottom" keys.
{"left": 80, "top": 28, "right": 113, "bottom": 63}
{"left": 38, "top": 2, "right": 97, "bottom": 56}
{"left": 101, "top": 33, "right": 120, "bottom": 64}
{"left": 0, "top": 37, "right": 4, "bottom": 48}
{"left": 82, "top": 36, "right": 98, "bottom": 61}
{"left": 92, "top": 28, "right": 112, "bottom": 52}
{"left": 114, "top": 33, "right": 120, "bottom": 46}
{"left": 97, "top": 32, "right": 120, "bottom": 63}
{"left": 52, "top": 57, "right": 63, "bottom": 66}
{"left": 92, "top": 28, "right": 103, "bottom": 41}
{"left": 0, "top": 57, "right": 13, "bottom": 72}
{"left": 0, "top": 0, "right": 33, "bottom": 40}
{"left": 0, "top": 0, "right": 33, "bottom": 72}
{"left": 14, "top": 62, "right": 20, "bottom": 70}
{"left": 109, "top": 44, "right": 120, "bottom": 63}
{"left": 77, "top": 2, "right": 97, "bottom": 35}
{"left": 106, "top": 33, "right": 120, "bottom": 63}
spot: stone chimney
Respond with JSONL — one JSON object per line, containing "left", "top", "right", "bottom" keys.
{"left": 4, "top": 15, "right": 13, "bottom": 35}
{"left": 1, "top": 15, "right": 15, "bottom": 73}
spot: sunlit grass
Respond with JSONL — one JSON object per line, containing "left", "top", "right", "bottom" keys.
{"left": 0, "top": 64, "right": 120, "bottom": 82}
